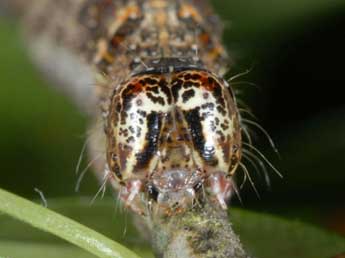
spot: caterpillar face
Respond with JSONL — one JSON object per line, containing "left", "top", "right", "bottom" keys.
{"left": 106, "top": 64, "right": 241, "bottom": 215}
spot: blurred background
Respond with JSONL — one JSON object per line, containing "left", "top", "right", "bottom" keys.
{"left": 0, "top": 0, "right": 344, "bottom": 249}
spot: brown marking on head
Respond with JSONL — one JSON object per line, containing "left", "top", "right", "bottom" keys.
{"left": 178, "top": 3, "right": 203, "bottom": 23}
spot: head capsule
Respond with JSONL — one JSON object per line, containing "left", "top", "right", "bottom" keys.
{"left": 106, "top": 60, "right": 241, "bottom": 215}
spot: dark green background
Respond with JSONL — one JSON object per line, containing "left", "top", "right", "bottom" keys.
{"left": 0, "top": 0, "right": 344, "bottom": 251}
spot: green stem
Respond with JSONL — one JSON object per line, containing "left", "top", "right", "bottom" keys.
{"left": 0, "top": 188, "right": 141, "bottom": 258}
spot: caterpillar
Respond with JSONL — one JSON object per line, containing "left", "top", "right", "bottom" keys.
{"left": 4, "top": 0, "right": 279, "bottom": 216}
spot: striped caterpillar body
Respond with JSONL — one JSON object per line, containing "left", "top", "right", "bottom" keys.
{"left": 15, "top": 0, "right": 243, "bottom": 216}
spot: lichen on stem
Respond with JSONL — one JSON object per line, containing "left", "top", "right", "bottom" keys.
{"left": 145, "top": 202, "right": 251, "bottom": 258}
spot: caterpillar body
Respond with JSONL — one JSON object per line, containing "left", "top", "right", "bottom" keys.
{"left": 13, "top": 0, "right": 246, "bottom": 216}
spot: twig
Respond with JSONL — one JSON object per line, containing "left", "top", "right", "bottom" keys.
{"left": 146, "top": 202, "right": 252, "bottom": 258}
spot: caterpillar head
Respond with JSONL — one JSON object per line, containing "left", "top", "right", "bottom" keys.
{"left": 105, "top": 61, "right": 241, "bottom": 215}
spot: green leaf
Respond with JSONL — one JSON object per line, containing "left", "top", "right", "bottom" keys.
{"left": 231, "top": 209, "right": 345, "bottom": 258}
{"left": 0, "top": 241, "right": 96, "bottom": 258}
{"left": 0, "top": 189, "right": 142, "bottom": 258}
{"left": 0, "top": 241, "right": 154, "bottom": 258}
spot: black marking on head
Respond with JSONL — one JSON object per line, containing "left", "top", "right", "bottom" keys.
{"left": 184, "top": 73, "right": 192, "bottom": 80}
{"left": 210, "top": 78, "right": 226, "bottom": 107}
{"left": 137, "top": 110, "right": 147, "bottom": 117}
{"left": 201, "top": 102, "right": 215, "bottom": 110}
{"left": 119, "top": 128, "right": 129, "bottom": 137}
{"left": 182, "top": 89, "right": 195, "bottom": 103}
{"left": 209, "top": 121, "right": 217, "bottom": 132}
{"left": 191, "top": 73, "right": 202, "bottom": 80}
{"left": 135, "top": 112, "right": 162, "bottom": 170}
{"left": 183, "top": 108, "right": 204, "bottom": 154}
{"left": 220, "top": 123, "right": 229, "bottom": 130}
{"left": 146, "top": 92, "right": 165, "bottom": 105}
{"left": 159, "top": 79, "right": 172, "bottom": 104}
{"left": 216, "top": 105, "right": 227, "bottom": 116}
{"left": 127, "top": 136, "right": 135, "bottom": 143}
{"left": 183, "top": 108, "right": 218, "bottom": 165}
{"left": 110, "top": 155, "right": 122, "bottom": 180}
{"left": 171, "top": 79, "right": 183, "bottom": 101}
{"left": 146, "top": 86, "right": 160, "bottom": 95}
{"left": 216, "top": 130, "right": 225, "bottom": 139}
{"left": 121, "top": 84, "right": 136, "bottom": 111}
{"left": 144, "top": 77, "right": 159, "bottom": 86}
{"left": 136, "top": 126, "right": 142, "bottom": 138}
{"left": 129, "top": 126, "right": 135, "bottom": 134}
{"left": 203, "top": 92, "right": 209, "bottom": 99}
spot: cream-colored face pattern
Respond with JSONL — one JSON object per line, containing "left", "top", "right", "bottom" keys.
{"left": 106, "top": 67, "right": 241, "bottom": 215}
{"left": 108, "top": 70, "right": 241, "bottom": 178}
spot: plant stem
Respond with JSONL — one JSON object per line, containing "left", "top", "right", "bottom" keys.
{"left": 0, "top": 188, "right": 141, "bottom": 258}
{"left": 147, "top": 202, "right": 252, "bottom": 258}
